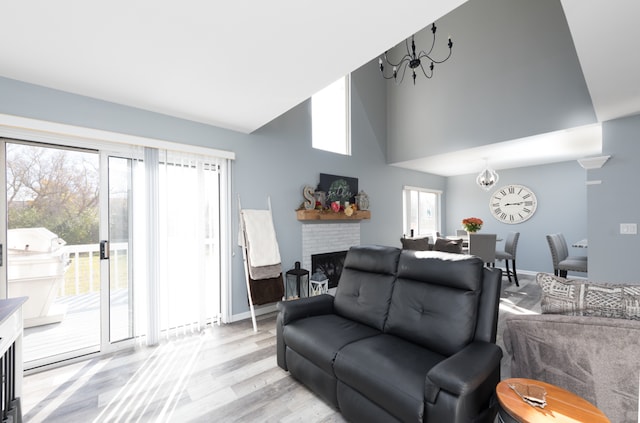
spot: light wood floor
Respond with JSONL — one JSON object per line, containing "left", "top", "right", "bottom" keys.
{"left": 22, "top": 313, "right": 347, "bottom": 423}
{"left": 22, "top": 273, "right": 540, "bottom": 423}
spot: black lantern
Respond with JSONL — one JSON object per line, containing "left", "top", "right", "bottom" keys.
{"left": 286, "top": 261, "right": 309, "bottom": 299}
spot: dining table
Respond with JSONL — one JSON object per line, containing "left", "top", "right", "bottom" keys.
{"left": 446, "top": 235, "right": 503, "bottom": 242}
{"left": 572, "top": 238, "right": 588, "bottom": 248}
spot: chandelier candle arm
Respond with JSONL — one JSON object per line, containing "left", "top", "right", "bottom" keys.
{"left": 378, "top": 22, "right": 453, "bottom": 85}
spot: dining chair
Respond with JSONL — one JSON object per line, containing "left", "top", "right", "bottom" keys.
{"left": 468, "top": 233, "right": 497, "bottom": 267}
{"left": 456, "top": 229, "right": 469, "bottom": 251}
{"left": 495, "top": 232, "right": 520, "bottom": 286}
{"left": 545, "top": 233, "right": 587, "bottom": 277}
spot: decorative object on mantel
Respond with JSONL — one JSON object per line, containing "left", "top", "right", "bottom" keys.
{"left": 355, "top": 190, "right": 369, "bottom": 211}
{"left": 378, "top": 22, "right": 453, "bottom": 85}
{"left": 302, "top": 185, "right": 315, "bottom": 210}
{"left": 297, "top": 174, "right": 369, "bottom": 221}
{"left": 344, "top": 205, "right": 355, "bottom": 216}
{"left": 296, "top": 209, "right": 371, "bottom": 221}
{"left": 462, "top": 217, "right": 483, "bottom": 233}
{"left": 476, "top": 159, "right": 499, "bottom": 191}
{"left": 319, "top": 173, "right": 358, "bottom": 205}
{"left": 314, "top": 184, "right": 326, "bottom": 209}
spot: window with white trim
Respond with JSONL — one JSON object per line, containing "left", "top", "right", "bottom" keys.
{"left": 403, "top": 186, "right": 441, "bottom": 238}
{"left": 312, "top": 75, "right": 351, "bottom": 155}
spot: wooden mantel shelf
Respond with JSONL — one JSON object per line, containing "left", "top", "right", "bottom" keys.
{"left": 296, "top": 209, "right": 371, "bottom": 221}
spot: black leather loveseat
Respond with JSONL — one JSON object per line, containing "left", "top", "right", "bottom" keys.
{"left": 276, "top": 245, "right": 502, "bottom": 422}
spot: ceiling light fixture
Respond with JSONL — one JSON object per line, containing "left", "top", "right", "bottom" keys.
{"left": 378, "top": 23, "right": 453, "bottom": 85}
{"left": 476, "top": 160, "right": 499, "bottom": 191}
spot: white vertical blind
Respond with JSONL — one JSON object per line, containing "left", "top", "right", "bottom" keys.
{"left": 137, "top": 148, "right": 224, "bottom": 345}
{"left": 144, "top": 147, "right": 161, "bottom": 345}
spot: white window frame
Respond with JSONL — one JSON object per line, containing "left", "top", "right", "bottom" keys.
{"left": 403, "top": 186, "right": 442, "bottom": 238}
{"left": 311, "top": 75, "right": 351, "bottom": 155}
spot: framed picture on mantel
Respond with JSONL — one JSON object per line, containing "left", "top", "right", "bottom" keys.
{"left": 319, "top": 173, "right": 358, "bottom": 205}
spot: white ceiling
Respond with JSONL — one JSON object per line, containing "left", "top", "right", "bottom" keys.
{"left": 0, "top": 0, "right": 465, "bottom": 133}
{"left": 2, "top": 0, "right": 640, "bottom": 175}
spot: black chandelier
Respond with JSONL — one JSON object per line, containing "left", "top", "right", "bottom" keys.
{"left": 378, "top": 23, "right": 453, "bottom": 85}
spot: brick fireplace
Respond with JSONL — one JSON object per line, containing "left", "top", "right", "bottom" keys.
{"left": 301, "top": 222, "right": 360, "bottom": 287}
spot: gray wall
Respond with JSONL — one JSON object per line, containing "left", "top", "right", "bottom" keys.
{"left": 445, "top": 113, "right": 640, "bottom": 284}
{"left": 386, "top": 0, "right": 596, "bottom": 163}
{"left": 446, "top": 162, "right": 587, "bottom": 275}
{"left": 588, "top": 114, "right": 640, "bottom": 283}
{"left": 0, "top": 62, "right": 446, "bottom": 318}
{"left": 230, "top": 62, "right": 446, "bottom": 314}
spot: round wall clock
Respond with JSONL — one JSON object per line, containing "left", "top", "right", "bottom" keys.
{"left": 489, "top": 184, "right": 537, "bottom": 224}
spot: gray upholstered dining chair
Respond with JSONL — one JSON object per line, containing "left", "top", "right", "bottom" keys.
{"left": 545, "top": 233, "right": 587, "bottom": 277}
{"left": 495, "top": 231, "right": 520, "bottom": 286}
{"left": 456, "top": 229, "right": 469, "bottom": 250}
{"left": 468, "top": 233, "right": 497, "bottom": 267}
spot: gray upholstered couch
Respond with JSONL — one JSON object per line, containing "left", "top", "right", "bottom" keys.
{"left": 503, "top": 273, "right": 640, "bottom": 423}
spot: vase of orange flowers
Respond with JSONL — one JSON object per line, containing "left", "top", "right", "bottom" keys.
{"left": 462, "top": 217, "right": 483, "bottom": 233}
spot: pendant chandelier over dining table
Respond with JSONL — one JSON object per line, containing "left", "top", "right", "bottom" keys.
{"left": 378, "top": 23, "right": 453, "bottom": 85}
{"left": 476, "top": 160, "right": 499, "bottom": 191}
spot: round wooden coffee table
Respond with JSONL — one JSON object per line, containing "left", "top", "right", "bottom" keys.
{"left": 496, "top": 378, "right": 610, "bottom": 423}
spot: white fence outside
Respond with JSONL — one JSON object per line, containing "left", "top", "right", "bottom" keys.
{"left": 59, "top": 242, "right": 129, "bottom": 296}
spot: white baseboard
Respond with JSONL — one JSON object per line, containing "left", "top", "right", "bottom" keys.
{"left": 230, "top": 303, "right": 277, "bottom": 323}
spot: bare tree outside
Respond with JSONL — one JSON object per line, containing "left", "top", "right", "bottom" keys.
{"left": 6, "top": 143, "right": 99, "bottom": 245}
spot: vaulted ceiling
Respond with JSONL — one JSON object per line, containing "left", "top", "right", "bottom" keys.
{"left": 2, "top": 1, "right": 640, "bottom": 173}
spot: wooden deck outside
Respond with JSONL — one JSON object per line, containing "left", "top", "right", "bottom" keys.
{"left": 23, "top": 290, "right": 130, "bottom": 364}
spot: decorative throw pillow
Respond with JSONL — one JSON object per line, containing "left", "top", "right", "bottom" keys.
{"left": 400, "top": 237, "right": 431, "bottom": 251}
{"left": 433, "top": 238, "right": 463, "bottom": 254}
{"left": 536, "top": 273, "right": 640, "bottom": 320}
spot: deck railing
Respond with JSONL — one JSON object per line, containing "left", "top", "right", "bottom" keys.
{"left": 59, "top": 242, "right": 129, "bottom": 296}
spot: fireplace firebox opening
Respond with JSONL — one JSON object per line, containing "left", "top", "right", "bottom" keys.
{"left": 311, "top": 250, "right": 348, "bottom": 289}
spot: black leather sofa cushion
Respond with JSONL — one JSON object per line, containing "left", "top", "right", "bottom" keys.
{"left": 385, "top": 277, "right": 479, "bottom": 356}
{"left": 334, "top": 333, "right": 445, "bottom": 423}
{"left": 337, "top": 382, "right": 400, "bottom": 423}
{"left": 341, "top": 244, "right": 401, "bottom": 275}
{"left": 397, "top": 250, "right": 484, "bottom": 291}
{"left": 283, "top": 314, "right": 379, "bottom": 375}
{"left": 333, "top": 245, "right": 400, "bottom": 331}
{"left": 384, "top": 252, "right": 483, "bottom": 355}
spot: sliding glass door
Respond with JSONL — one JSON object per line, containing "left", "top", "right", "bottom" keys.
{"left": 1, "top": 137, "right": 226, "bottom": 369}
{"left": 105, "top": 156, "right": 137, "bottom": 344}
{"left": 4, "top": 140, "right": 104, "bottom": 366}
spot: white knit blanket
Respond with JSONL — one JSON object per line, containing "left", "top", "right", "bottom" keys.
{"left": 241, "top": 209, "right": 281, "bottom": 268}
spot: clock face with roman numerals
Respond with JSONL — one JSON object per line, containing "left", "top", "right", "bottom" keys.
{"left": 490, "top": 184, "right": 537, "bottom": 224}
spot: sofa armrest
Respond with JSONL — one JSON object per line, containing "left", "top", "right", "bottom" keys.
{"left": 424, "top": 341, "right": 502, "bottom": 403}
{"left": 276, "top": 294, "right": 334, "bottom": 325}
{"left": 276, "top": 294, "right": 334, "bottom": 371}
